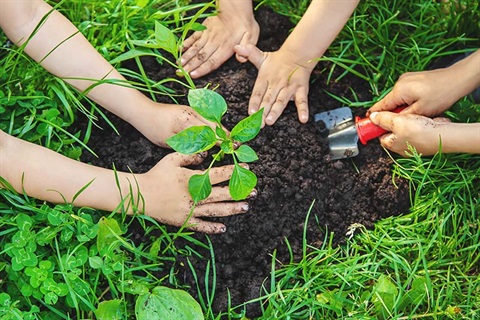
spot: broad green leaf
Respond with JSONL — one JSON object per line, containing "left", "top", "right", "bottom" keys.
{"left": 89, "top": 256, "right": 103, "bottom": 269}
{"left": 372, "top": 275, "right": 398, "bottom": 319}
{"left": 16, "top": 213, "right": 33, "bottom": 231}
{"left": 230, "top": 108, "right": 263, "bottom": 143}
{"left": 154, "top": 21, "right": 178, "bottom": 56}
{"left": 96, "top": 299, "right": 123, "bottom": 320}
{"left": 398, "top": 277, "right": 426, "bottom": 310}
{"left": 220, "top": 140, "right": 234, "bottom": 154}
{"left": 97, "top": 217, "right": 124, "bottom": 255}
{"left": 189, "top": 172, "right": 212, "bottom": 204}
{"left": 229, "top": 165, "right": 257, "bottom": 200}
{"left": 215, "top": 126, "right": 227, "bottom": 140}
{"left": 235, "top": 145, "right": 258, "bottom": 162}
{"left": 135, "top": 286, "right": 204, "bottom": 320}
{"left": 47, "top": 209, "right": 67, "bottom": 226}
{"left": 166, "top": 126, "right": 216, "bottom": 154}
{"left": 188, "top": 89, "right": 227, "bottom": 124}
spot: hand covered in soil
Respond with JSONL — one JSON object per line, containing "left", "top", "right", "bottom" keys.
{"left": 132, "top": 102, "right": 225, "bottom": 148}
{"left": 180, "top": 1, "right": 259, "bottom": 79}
{"left": 368, "top": 50, "right": 480, "bottom": 117}
{"left": 369, "top": 111, "right": 480, "bottom": 156}
{"left": 234, "top": 44, "right": 314, "bottom": 127}
{"left": 138, "top": 152, "right": 254, "bottom": 234}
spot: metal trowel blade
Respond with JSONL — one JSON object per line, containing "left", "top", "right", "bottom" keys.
{"left": 314, "top": 107, "right": 359, "bottom": 160}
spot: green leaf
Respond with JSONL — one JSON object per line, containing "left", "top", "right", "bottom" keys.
{"left": 188, "top": 89, "right": 227, "bottom": 124}
{"left": 229, "top": 165, "right": 257, "bottom": 200}
{"left": 97, "top": 217, "right": 124, "bottom": 255}
{"left": 189, "top": 172, "right": 212, "bottom": 204}
{"left": 215, "top": 126, "right": 227, "bottom": 140}
{"left": 89, "top": 256, "right": 103, "bottom": 269}
{"left": 398, "top": 277, "right": 426, "bottom": 310}
{"left": 235, "top": 145, "right": 258, "bottom": 162}
{"left": 16, "top": 214, "right": 33, "bottom": 231}
{"left": 47, "top": 209, "right": 67, "bottom": 226}
{"left": 135, "top": 286, "right": 204, "bottom": 320}
{"left": 154, "top": 21, "right": 178, "bottom": 56}
{"left": 372, "top": 275, "right": 398, "bottom": 319}
{"left": 220, "top": 140, "right": 234, "bottom": 154}
{"left": 96, "top": 299, "right": 123, "bottom": 320}
{"left": 166, "top": 126, "right": 217, "bottom": 154}
{"left": 230, "top": 108, "right": 263, "bottom": 143}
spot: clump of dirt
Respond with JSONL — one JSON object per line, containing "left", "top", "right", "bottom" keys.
{"left": 79, "top": 6, "right": 409, "bottom": 317}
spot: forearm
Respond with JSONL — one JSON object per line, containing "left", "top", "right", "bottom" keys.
{"left": 218, "top": 0, "right": 254, "bottom": 18}
{"left": 280, "top": 0, "right": 359, "bottom": 68}
{"left": 447, "top": 49, "right": 480, "bottom": 100}
{"left": 0, "top": 0, "right": 149, "bottom": 125}
{"left": 0, "top": 130, "right": 138, "bottom": 212}
{"left": 441, "top": 123, "right": 480, "bottom": 154}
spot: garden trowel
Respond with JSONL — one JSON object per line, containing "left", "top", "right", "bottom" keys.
{"left": 314, "top": 107, "right": 403, "bottom": 160}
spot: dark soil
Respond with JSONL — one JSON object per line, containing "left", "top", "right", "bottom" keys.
{"left": 79, "top": 6, "right": 410, "bottom": 318}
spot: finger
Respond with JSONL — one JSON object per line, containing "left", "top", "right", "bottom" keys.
{"left": 184, "top": 217, "right": 227, "bottom": 234}
{"left": 208, "top": 165, "right": 235, "bottom": 185}
{"left": 294, "top": 86, "right": 309, "bottom": 124}
{"left": 378, "top": 133, "right": 408, "bottom": 157}
{"left": 234, "top": 44, "right": 266, "bottom": 69}
{"left": 264, "top": 87, "right": 293, "bottom": 126}
{"left": 182, "top": 31, "right": 201, "bottom": 51}
{"left": 190, "top": 46, "right": 234, "bottom": 78}
{"left": 180, "top": 34, "right": 210, "bottom": 70}
{"left": 248, "top": 79, "right": 268, "bottom": 116}
{"left": 367, "top": 91, "right": 396, "bottom": 115}
{"left": 195, "top": 200, "right": 249, "bottom": 217}
{"left": 235, "top": 32, "right": 257, "bottom": 63}
{"left": 369, "top": 111, "right": 399, "bottom": 132}
{"left": 166, "top": 152, "right": 206, "bottom": 167}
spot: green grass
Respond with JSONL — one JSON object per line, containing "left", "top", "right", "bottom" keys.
{"left": 0, "top": 0, "right": 479, "bottom": 319}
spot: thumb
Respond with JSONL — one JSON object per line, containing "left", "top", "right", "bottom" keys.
{"left": 370, "top": 111, "right": 398, "bottom": 132}
{"left": 234, "top": 44, "right": 266, "bottom": 69}
{"left": 165, "top": 152, "right": 207, "bottom": 167}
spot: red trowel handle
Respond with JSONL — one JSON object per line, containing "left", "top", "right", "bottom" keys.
{"left": 355, "top": 107, "right": 406, "bottom": 145}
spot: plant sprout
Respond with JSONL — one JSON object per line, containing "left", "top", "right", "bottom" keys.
{"left": 166, "top": 88, "right": 263, "bottom": 203}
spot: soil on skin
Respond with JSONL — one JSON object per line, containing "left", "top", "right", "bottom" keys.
{"left": 79, "top": 6, "right": 410, "bottom": 317}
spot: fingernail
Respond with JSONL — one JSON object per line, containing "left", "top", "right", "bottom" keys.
{"left": 240, "top": 163, "right": 250, "bottom": 169}
{"left": 248, "top": 189, "right": 257, "bottom": 198}
{"left": 198, "top": 151, "right": 207, "bottom": 158}
{"left": 220, "top": 226, "right": 226, "bottom": 233}
{"left": 180, "top": 58, "right": 185, "bottom": 65}
{"left": 241, "top": 204, "right": 249, "bottom": 212}
{"left": 190, "top": 70, "right": 198, "bottom": 77}
{"left": 370, "top": 112, "right": 378, "bottom": 119}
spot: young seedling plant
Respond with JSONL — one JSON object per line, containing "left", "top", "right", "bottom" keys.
{"left": 166, "top": 88, "right": 263, "bottom": 204}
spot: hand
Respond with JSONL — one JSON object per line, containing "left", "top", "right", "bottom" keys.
{"left": 180, "top": 10, "right": 259, "bottom": 78}
{"left": 368, "top": 67, "right": 467, "bottom": 117}
{"left": 369, "top": 111, "right": 453, "bottom": 156}
{"left": 137, "top": 152, "right": 254, "bottom": 234}
{"left": 234, "top": 44, "right": 314, "bottom": 126}
{"left": 133, "top": 102, "right": 225, "bottom": 148}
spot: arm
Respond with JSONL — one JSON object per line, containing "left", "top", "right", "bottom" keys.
{"left": 0, "top": 0, "right": 218, "bottom": 147}
{"left": 368, "top": 112, "right": 480, "bottom": 156}
{"left": 368, "top": 49, "right": 480, "bottom": 116}
{"left": 0, "top": 130, "right": 250, "bottom": 233}
{"left": 235, "top": 0, "right": 359, "bottom": 126}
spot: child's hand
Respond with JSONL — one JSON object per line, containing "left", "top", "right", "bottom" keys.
{"left": 369, "top": 111, "right": 453, "bottom": 156}
{"left": 368, "top": 69, "right": 461, "bottom": 117}
{"left": 180, "top": 9, "right": 259, "bottom": 79}
{"left": 234, "top": 44, "right": 314, "bottom": 127}
{"left": 133, "top": 103, "right": 226, "bottom": 148}
{"left": 137, "top": 152, "right": 254, "bottom": 234}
